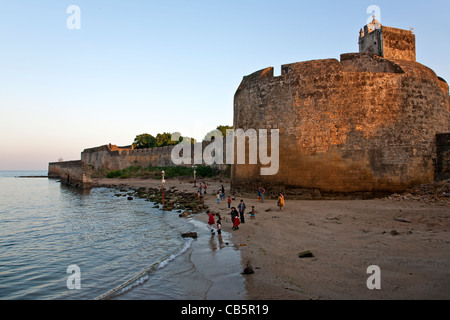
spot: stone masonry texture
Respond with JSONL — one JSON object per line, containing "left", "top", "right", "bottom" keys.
{"left": 231, "top": 50, "right": 450, "bottom": 198}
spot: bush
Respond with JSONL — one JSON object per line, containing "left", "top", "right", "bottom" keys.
{"left": 196, "top": 165, "right": 220, "bottom": 178}
{"left": 106, "top": 170, "right": 122, "bottom": 178}
{"left": 119, "top": 172, "right": 131, "bottom": 179}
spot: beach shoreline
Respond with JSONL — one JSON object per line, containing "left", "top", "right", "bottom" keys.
{"left": 93, "top": 177, "right": 450, "bottom": 300}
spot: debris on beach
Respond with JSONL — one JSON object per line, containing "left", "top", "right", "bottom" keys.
{"left": 298, "top": 250, "right": 315, "bottom": 258}
{"left": 179, "top": 211, "right": 192, "bottom": 218}
{"left": 181, "top": 232, "right": 198, "bottom": 238}
{"left": 383, "top": 180, "right": 450, "bottom": 204}
{"left": 242, "top": 261, "right": 254, "bottom": 275}
{"left": 394, "top": 217, "right": 411, "bottom": 223}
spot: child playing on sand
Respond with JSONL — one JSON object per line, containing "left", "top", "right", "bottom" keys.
{"left": 227, "top": 196, "right": 231, "bottom": 208}
{"left": 216, "top": 191, "right": 220, "bottom": 204}
{"left": 250, "top": 206, "right": 255, "bottom": 218}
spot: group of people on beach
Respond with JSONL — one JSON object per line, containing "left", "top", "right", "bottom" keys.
{"left": 256, "top": 186, "right": 284, "bottom": 211}
{"left": 216, "top": 184, "right": 226, "bottom": 203}
{"left": 206, "top": 183, "right": 286, "bottom": 234}
{"left": 230, "top": 199, "right": 255, "bottom": 230}
{"left": 197, "top": 182, "right": 208, "bottom": 200}
{"left": 207, "top": 210, "right": 222, "bottom": 235}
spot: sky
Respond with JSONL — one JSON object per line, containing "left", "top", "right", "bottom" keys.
{"left": 0, "top": 0, "right": 449, "bottom": 170}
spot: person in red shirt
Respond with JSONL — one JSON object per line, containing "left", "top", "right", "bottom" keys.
{"left": 207, "top": 211, "right": 215, "bottom": 234}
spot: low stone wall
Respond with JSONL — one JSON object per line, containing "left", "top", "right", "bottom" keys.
{"left": 81, "top": 140, "right": 228, "bottom": 172}
{"left": 48, "top": 160, "right": 93, "bottom": 189}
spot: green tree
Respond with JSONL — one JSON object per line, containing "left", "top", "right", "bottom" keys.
{"left": 133, "top": 132, "right": 195, "bottom": 149}
{"left": 133, "top": 133, "right": 156, "bottom": 149}
{"left": 204, "top": 125, "right": 233, "bottom": 141}
{"left": 156, "top": 132, "right": 180, "bottom": 147}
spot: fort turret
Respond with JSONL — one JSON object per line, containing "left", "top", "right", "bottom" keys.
{"left": 359, "top": 15, "right": 416, "bottom": 62}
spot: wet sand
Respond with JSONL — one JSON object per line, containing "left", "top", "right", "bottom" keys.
{"left": 94, "top": 177, "right": 450, "bottom": 300}
{"left": 112, "top": 218, "right": 247, "bottom": 300}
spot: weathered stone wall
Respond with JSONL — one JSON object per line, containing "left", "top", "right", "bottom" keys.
{"left": 359, "top": 26, "right": 416, "bottom": 62}
{"left": 80, "top": 140, "right": 228, "bottom": 172}
{"left": 232, "top": 52, "right": 450, "bottom": 198}
{"left": 81, "top": 145, "right": 175, "bottom": 171}
{"left": 382, "top": 26, "right": 416, "bottom": 62}
{"left": 48, "top": 160, "right": 93, "bottom": 189}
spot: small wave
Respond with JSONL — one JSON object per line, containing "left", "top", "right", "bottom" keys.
{"left": 95, "top": 238, "right": 194, "bottom": 300}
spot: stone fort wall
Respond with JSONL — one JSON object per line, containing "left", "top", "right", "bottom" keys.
{"left": 80, "top": 140, "right": 228, "bottom": 172}
{"left": 231, "top": 52, "right": 450, "bottom": 198}
{"left": 48, "top": 160, "right": 93, "bottom": 189}
{"left": 49, "top": 140, "right": 228, "bottom": 188}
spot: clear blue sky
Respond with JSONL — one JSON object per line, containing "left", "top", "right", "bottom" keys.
{"left": 1, "top": 0, "right": 449, "bottom": 170}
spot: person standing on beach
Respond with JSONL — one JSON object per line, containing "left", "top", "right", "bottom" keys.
{"left": 259, "top": 186, "right": 265, "bottom": 203}
{"left": 221, "top": 184, "right": 225, "bottom": 201}
{"left": 227, "top": 196, "right": 231, "bottom": 208}
{"left": 216, "top": 191, "right": 220, "bottom": 204}
{"left": 238, "top": 200, "right": 246, "bottom": 223}
{"left": 277, "top": 193, "right": 285, "bottom": 212}
{"left": 203, "top": 183, "right": 207, "bottom": 194}
{"left": 231, "top": 207, "right": 240, "bottom": 230}
{"left": 216, "top": 214, "right": 222, "bottom": 235}
{"left": 207, "top": 211, "right": 215, "bottom": 234}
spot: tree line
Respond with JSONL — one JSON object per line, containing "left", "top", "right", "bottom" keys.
{"left": 132, "top": 125, "right": 233, "bottom": 149}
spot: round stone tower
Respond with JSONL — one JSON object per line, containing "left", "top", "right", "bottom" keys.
{"left": 231, "top": 21, "right": 450, "bottom": 199}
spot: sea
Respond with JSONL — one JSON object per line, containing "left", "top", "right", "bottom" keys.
{"left": 0, "top": 170, "right": 246, "bottom": 300}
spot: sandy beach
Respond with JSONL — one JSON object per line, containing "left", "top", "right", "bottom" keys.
{"left": 93, "top": 177, "right": 450, "bottom": 300}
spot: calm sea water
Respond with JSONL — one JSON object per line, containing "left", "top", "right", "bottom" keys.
{"left": 0, "top": 171, "right": 245, "bottom": 300}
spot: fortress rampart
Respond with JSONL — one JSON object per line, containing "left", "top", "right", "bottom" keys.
{"left": 49, "top": 140, "right": 228, "bottom": 188}
{"left": 231, "top": 22, "right": 450, "bottom": 198}
{"left": 81, "top": 140, "right": 227, "bottom": 172}
{"left": 48, "top": 160, "right": 93, "bottom": 189}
